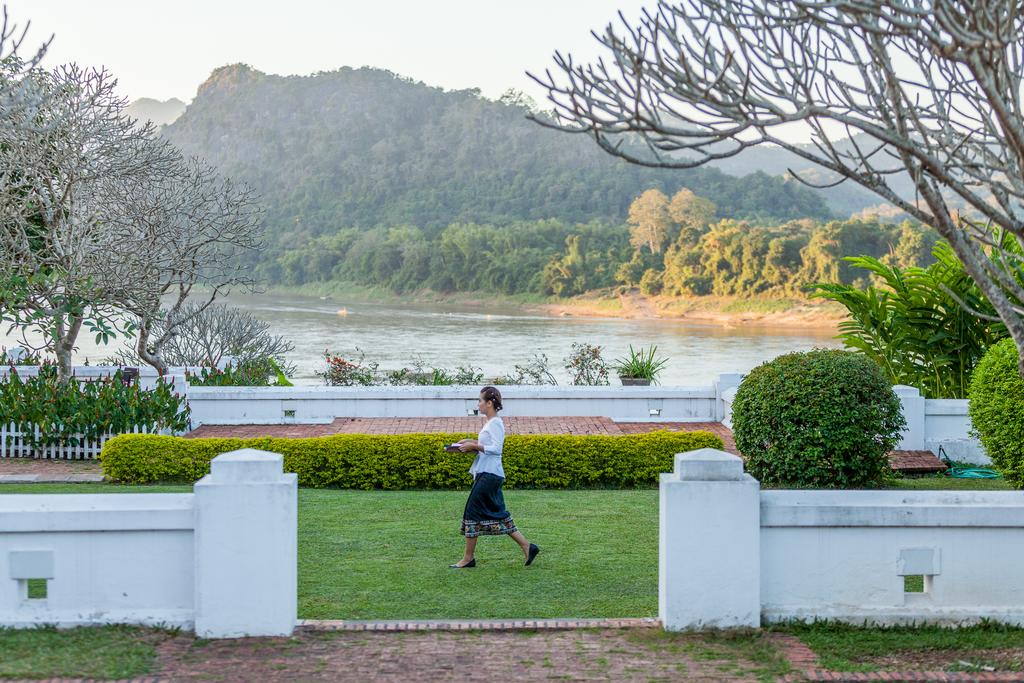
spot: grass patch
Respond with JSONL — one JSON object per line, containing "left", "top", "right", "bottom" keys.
{"left": 780, "top": 621, "right": 1024, "bottom": 672}
{"left": 886, "top": 474, "right": 1012, "bottom": 490}
{"left": 0, "top": 625, "right": 165, "bottom": 680}
{"left": 0, "top": 484, "right": 658, "bottom": 620}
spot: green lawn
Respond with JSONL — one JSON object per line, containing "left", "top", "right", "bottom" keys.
{"left": 0, "top": 484, "right": 660, "bottom": 620}
{"left": 0, "top": 625, "right": 169, "bottom": 680}
{"left": 780, "top": 621, "right": 1024, "bottom": 672}
{"left": 886, "top": 474, "right": 1013, "bottom": 490}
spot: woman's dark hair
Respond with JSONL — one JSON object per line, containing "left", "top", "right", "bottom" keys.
{"left": 480, "top": 386, "right": 503, "bottom": 412}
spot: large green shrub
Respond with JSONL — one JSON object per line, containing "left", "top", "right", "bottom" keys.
{"left": 968, "top": 338, "right": 1024, "bottom": 487}
{"left": 731, "top": 349, "right": 905, "bottom": 488}
{"left": 100, "top": 430, "right": 723, "bottom": 488}
{"left": 0, "top": 366, "right": 189, "bottom": 448}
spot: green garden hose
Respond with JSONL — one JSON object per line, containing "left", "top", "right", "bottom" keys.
{"left": 938, "top": 445, "right": 1001, "bottom": 479}
{"left": 944, "top": 466, "right": 1001, "bottom": 479}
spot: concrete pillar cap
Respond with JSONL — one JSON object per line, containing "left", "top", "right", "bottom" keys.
{"left": 675, "top": 448, "right": 745, "bottom": 481}
{"left": 209, "top": 448, "right": 285, "bottom": 483}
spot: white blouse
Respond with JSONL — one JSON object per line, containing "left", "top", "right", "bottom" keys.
{"left": 469, "top": 417, "right": 505, "bottom": 478}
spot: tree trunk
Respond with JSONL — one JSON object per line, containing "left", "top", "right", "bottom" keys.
{"left": 135, "top": 317, "right": 169, "bottom": 375}
{"left": 54, "top": 316, "right": 83, "bottom": 381}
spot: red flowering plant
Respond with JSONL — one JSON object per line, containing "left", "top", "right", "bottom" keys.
{"left": 318, "top": 349, "right": 380, "bottom": 386}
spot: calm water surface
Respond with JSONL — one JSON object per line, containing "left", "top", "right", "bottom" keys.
{"left": 2, "top": 293, "right": 841, "bottom": 385}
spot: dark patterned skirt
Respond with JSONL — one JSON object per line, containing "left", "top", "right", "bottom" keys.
{"left": 460, "top": 472, "right": 517, "bottom": 537}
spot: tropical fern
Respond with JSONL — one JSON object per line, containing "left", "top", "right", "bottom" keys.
{"left": 812, "top": 242, "right": 1007, "bottom": 398}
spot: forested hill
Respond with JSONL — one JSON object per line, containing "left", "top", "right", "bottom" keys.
{"left": 163, "top": 64, "right": 831, "bottom": 245}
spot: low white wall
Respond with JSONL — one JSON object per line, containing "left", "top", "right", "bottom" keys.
{"left": 0, "top": 449, "right": 297, "bottom": 637}
{"left": 186, "top": 383, "right": 731, "bottom": 426}
{"left": 660, "top": 449, "right": 1024, "bottom": 630}
{"left": 761, "top": 489, "right": 1024, "bottom": 624}
{"left": 894, "top": 386, "right": 987, "bottom": 464}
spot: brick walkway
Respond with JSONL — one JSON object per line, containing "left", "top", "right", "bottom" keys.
{"left": 187, "top": 416, "right": 734, "bottom": 444}
{"left": 6, "top": 624, "right": 1021, "bottom": 682}
{"left": 0, "top": 458, "right": 102, "bottom": 481}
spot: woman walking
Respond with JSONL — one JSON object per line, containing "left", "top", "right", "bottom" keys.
{"left": 450, "top": 386, "right": 540, "bottom": 569}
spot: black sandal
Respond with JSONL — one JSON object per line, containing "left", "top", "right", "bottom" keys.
{"left": 525, "top": 543, "right": 540, "bottom": 566}
{"left": 449, "top": 559, "right": 476, "bottom": 568}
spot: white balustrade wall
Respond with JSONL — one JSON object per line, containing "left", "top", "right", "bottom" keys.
{"left": 0, "top": 449, "right": 297, "bottom": 638}
{"left": 184, "top": 380, "right": 744, "bottom": 427}
{"left": 660, "top": 449, "right": 1024, "bottom": 630}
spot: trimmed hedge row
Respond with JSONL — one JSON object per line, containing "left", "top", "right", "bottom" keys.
{"left": 99, "top": 430, "right": 723, "bottom": 488}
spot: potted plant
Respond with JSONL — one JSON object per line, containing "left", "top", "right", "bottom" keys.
{"left": 613, "top": 345, "right": 668, "bottom": 386}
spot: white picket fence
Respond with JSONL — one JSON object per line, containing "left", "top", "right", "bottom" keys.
{"left": 0, "top": 423, "right": 170, "bottom": 460}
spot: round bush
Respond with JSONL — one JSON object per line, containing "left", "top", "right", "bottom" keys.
{"left": 968, "top": 338, "right": 1024, "bottom": 487}
{"left": 732, "top": 349, "right": 905, "bottom": 488}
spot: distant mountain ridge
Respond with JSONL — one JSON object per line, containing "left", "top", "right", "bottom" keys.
{"left": 126, "top": 97, "right": 187, "bottom": 127}
{"left": 159, "top": 64, "right": 835, "bottom": 252}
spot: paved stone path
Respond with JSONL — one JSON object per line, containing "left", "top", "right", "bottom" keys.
{"left": 148, "top": 626, "right": 769, "bottom": 682}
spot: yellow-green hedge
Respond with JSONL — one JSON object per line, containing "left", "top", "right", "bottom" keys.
{"left": 99, "top": 430, "right": 723, "bottom": 488}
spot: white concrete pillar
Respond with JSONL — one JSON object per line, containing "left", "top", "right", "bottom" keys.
{"left": 893, "top": 385, "right": 925, "bottom": 450}
{"left": 714, "top": 372, "right": 745, "bottom": 421}
{"left": 193, "top": 449, "right": 298, "bottom": 638}
{"left": 659, "top": 448, "right": 761, "bottom": 630}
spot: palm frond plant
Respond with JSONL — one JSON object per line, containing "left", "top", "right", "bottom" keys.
{"left": 812, "top": 242, "right": 1008, "bottom": 399}
{"left": 613, "top": 345, "right": 669, "bottom": 385}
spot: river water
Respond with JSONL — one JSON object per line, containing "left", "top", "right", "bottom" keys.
{"left": 2, "top": 293, "right": 841, "bottom": 386}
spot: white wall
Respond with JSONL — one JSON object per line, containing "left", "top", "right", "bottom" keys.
{"left": 0, "top": 449, "right": 297, "bottom": 637}
{"left": 761, "top": 489, "right": 1024, "bottom": 624}
{"left": 660, "top": 449, "right": 1024, "bottom": 630}
{"left": 894, "top": 386, "right": 988, "bottom": 464}
{"left": 186, "top": 384, "right": 725, "bottom": 426}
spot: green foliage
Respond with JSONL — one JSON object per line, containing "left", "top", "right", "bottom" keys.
{"left": 493, "top": 353, "right": 558, "bottom": 385}
{"left": 613, "top": 345, "right": 669, "bottom": 383}
{"left": 384, "top": 359, "right": 484, "bottom": 386}
{"left": 163, "top": 65, "right": 830, "bottom": 267}
{"left": 99, "top": 430, "right": 723, "bottom": 487}
{"left": 0, "top": 347, "right": 42, "bottom": 365}
{"left": 563, "top": 342, "right": 610, "bottom": 386}
{"left": 186, "top": 358, "right": 292, "bottom": 387}
{"left": 639, "top": 268, "right": 663, "bottom": 295}
{"left": 731, "top": 349, "right": 905, "bottom": 488}
{"left": 813, "top": 242, "right": 1007, "bottom": 398}
{"left": 968, "top": 338, "right": 1024, "bottom": 487}
{"left": 0, "top": 366, "right": 190, "bottom": 448}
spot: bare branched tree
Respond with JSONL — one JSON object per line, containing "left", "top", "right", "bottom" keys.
{"left": 0, "top": 5, "right": 51, "bottom": 67}
{"left": 111, "top": 302, "right": 294, "bottom": 375}
{"left": 0, "top": 63, "right": 179, "bottom": 377}
{"left": 531, "top": 1, "right": 1024, "bottom": 374}
{"left": 100, "top": 155, "right": 265, "bottom": 374}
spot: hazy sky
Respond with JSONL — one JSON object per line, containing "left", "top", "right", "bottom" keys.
{"left": 11, "top": 0, "right": 654, "bottom": 105}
